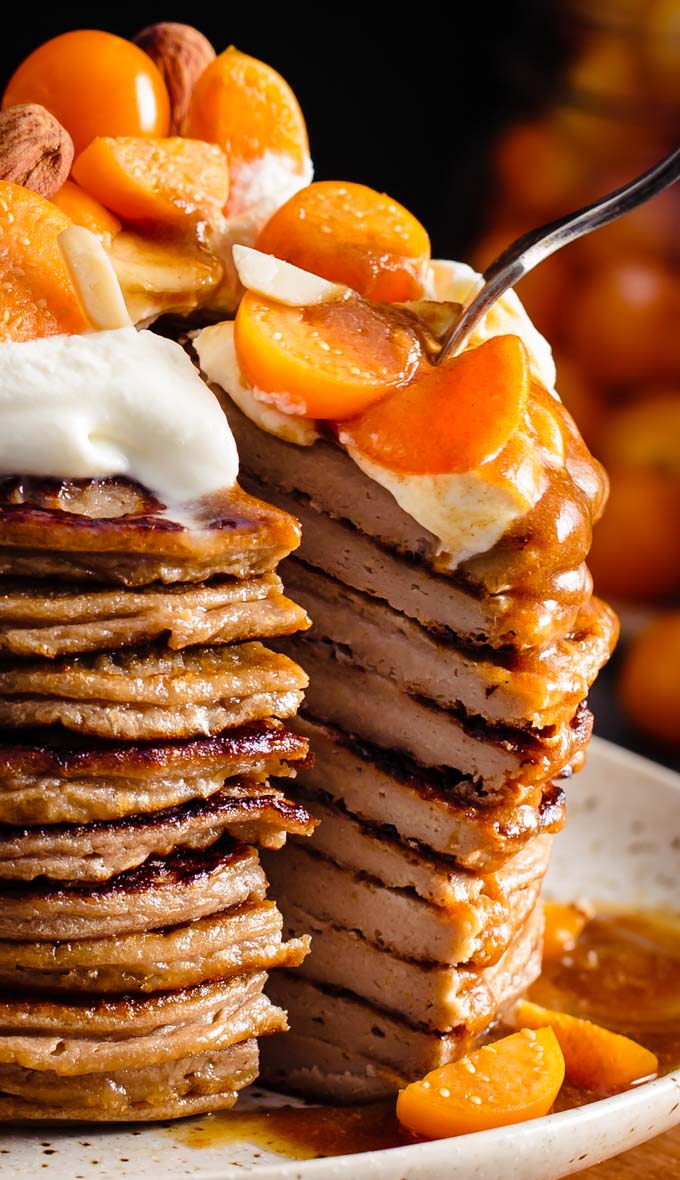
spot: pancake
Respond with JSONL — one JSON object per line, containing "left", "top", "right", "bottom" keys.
{"left": 0, "top": 839, "right": 266, "bottom": 940}
{"left": 0, "top": 1038, "right": 259, "bottom": 1120}
{"left": 265, "top": 844, "right": 543, "bottom": 969}
{"left": 284, "top": 637, "right": 592, "bottom": 793}
{"left": 0, "top": 720, "right": 309, "bottom": 825}
{"left": 0, "top": 787, "right": 316, "bottom": 881}
{"left": 0, "top": 901, "right": 309, "bottom": 994}
{"left": 283, "top": 560, "right": 618, "bottom": 730}
{"left": 290, "top": 717, "right": 566, "bottom": 872}
{"left": 0, "top": 476, "right": 301, "bottom": 586}
{"left": 262, "top": 910, "right": 543, "bottom": 1100}
{"left": 0, "top": 642, "right": 307, "bottom": 739}
{"left": 295, "top": 798, "right": 553, "bottom": 909}
{"left": 0, "top": 572, "right": 309, "bottom": 658}
{"left": 0, "top": 973, "right": 283, "bottom": 1074}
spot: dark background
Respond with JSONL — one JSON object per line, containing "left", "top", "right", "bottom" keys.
{"left": 0, "top": 7, "right": 573, "bottom": 260}
{"left": 3, "top": 12, "right": 677, "bottom": 772}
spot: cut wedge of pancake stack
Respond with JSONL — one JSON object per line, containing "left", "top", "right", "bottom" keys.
{"left": 214, "top": 384, "right": 618, "bottom": 1102}
{"left": 0, "top": 476, "right": 314, "bottom": 1120}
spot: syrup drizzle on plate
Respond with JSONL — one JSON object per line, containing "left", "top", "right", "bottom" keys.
{"left": 172, "top": 906, "right": 680, "bottom": 1160}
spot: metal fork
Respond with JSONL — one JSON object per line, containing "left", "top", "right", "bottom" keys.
{"left": 437, "top": 144, "right": 680, "bottom": 364}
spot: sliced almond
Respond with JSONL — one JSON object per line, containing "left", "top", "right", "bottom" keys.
{"left": 58, "top": 226, "right": 132, "bottom": 331}
{"left": 232, "top": 244, "right": 347, "bottom": 306}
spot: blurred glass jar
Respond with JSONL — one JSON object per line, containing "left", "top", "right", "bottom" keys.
{"left": 472, "top": 0, "right": 680, "bottom": 611}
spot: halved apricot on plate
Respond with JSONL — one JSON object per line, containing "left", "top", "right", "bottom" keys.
{"left": 397, "top": 1027, "right": 565, "bottom": 1139}
{"left": 234, "top": 289, "right": 422, "bottom": 419}
{"left": 257, "top": 180, "right": 431, "bottom": 302}
{"left": 515, "top": 1000, "right": 658, "bottom": 1093}
{"left": 342, "top": 335, "right": 530, "bottom": 474}
{"left": 72, "top": 137, "right": 229, "bottom": 225}
{"left": 0, "top": 180, "right": 87, "bottom": 341}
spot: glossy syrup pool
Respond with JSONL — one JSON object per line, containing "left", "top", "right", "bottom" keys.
{"left": 172, "top": 906, "right": 680, "bottom": 1160}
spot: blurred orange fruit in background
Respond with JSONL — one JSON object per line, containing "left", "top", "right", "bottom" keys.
{"left": 588, "top": 468, "right": 680, "bottom": 602}
{"left": 619, "top": 613, "right": 680, "bottom": 744}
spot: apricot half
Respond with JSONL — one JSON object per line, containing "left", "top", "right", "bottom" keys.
{"left": 257, "top": 180, "right": 431, "bottom": 302}
{"left": 341, "top": 335, "right": 530, "bottom": 474}
{"left": 234, "top": 290, "right": 422, "bottom": 419}
{"left": 0, "top": 180, "right": 86, "bottom": 341}
{"left": 73, "top": 137, "right": 229, "bottom": 225}
{"left": 397, "top": 1027, "right": 565, "bottom": 1139}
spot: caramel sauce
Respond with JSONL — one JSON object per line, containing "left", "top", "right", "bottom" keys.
{"left": 172, "top": 907, "right": 680, "bottom": 1161}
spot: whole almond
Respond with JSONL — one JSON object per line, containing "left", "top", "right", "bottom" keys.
{"left": 134, "top": 22, "right": 216, "bottom": 135}
{"left": 0, "top": 104, "right": 74, "bottom": 198}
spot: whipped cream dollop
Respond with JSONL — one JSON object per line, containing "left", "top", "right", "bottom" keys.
{"left": 0, "top": 327, "right": 239, "bottom": 502}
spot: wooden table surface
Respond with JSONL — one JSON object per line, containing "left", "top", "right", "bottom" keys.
{"left": 576, "top": 1123, "right": 680, "bottom": 1178}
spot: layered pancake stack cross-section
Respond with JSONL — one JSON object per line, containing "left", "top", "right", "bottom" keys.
{"left": 197, "top": 251, "right": 619, "bottom": 1102}
{"left": 0, "top": 476, "right": 315, "bottom": 1120}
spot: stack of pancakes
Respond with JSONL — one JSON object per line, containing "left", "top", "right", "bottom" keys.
{"left": 219, "top": 398, "right": 619, "bottom": 1101}
{"left": 0, "top": 476, "right": 315, "bottom": 1120}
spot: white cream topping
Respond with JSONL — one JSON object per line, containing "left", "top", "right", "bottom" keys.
{"left": 341, "top": 448, "right": 544, "bottom": 568}
{"left": 227, "top": 151, "right": 313, "bottom": 225}
{"left": 195, "top": 321, "right": 320, "bottom": 447}
{"left": 426, "top": 259, "right": 558, "bottom": 394}
{"left": 0, "top": 327, "right": 239, "bottom": 502}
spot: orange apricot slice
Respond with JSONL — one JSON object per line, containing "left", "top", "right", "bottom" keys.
{"left": 72, "top": 137, "right": 229, "bottom": 225}
{"left": 51, "top": 180, "right": 121, "bottom": 246}
{"left": 234, "top": 290, "right": 422, "bottom": 419}
{"left": 3, "top": 30, "right": 170, "bottom": 155}
{"left": 257, "top": 181, "right": 431, "bottom": 302}
{"left": 396, "top": 1028, "right": 565, "bottom": 1139}
{"left": 341, "top": 335, "right": 529, "bottom": 474}
{"left": 542, "top": 901, "right": 592, "bottom": 961}
{"left": 516, "top": 1000, "right": 659, "bottom": 1093}
{"left": 187, "top": 47, "right": 308, "bottom": 178}
{"left": 0, "top": 180, "right": 87, "bottom": 341}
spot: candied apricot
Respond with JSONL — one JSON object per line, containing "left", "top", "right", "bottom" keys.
{"left": 51, "top": 180, "right": 121, "bottom": 247}
{"left": 619, "top": 614, "right": 680, "bottom": 746}
{"left": 234, "top": 290, "right": 421, "bottom": 419}
{"left": 3, "top": 30, "right": 170, "bottom": 155}
{"left": 0, "top": 180, "right": 87, "bottom": 341}
{"left": 397, "top": 1028, "right": 565, "bottom": 1139}
{"left": 257, "top": 181, "right": 431, "bottom": 303}
{"left": 516, "top": 1000, "right": 658, "bottom": 1093}
{"left": 588, "top": 467, "right": 680, "bottom": 601}
{"left": 341, "top": 336, "right": 530, "bottom": 474}
{"left": 73, "top": 137, "right": 229, "bottom": 225}
{"left": 187, "top": 47, "right": 308, "bottom": 189}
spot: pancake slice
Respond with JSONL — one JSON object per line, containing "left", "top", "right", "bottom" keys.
{"left": 0, "top": 573, "right": 309, "bottom": 658}
{"left": 0, "top": 901, "right": 309, "bottom": 994}
{"left": 0, "top": 1038, "right": 259, "bottom": 1120}
{"left": 0, "top": 839, "right": 266, "bottom": 941}
{"left": 0, "top": 786, "right": 317, "bottom": 881}
{"left": 0, "top": 720, "right": 310, "bottom": 826}
{"left": 0, "top": 642, "right": 307, "bottom": 739}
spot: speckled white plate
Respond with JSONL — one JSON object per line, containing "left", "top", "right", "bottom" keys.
{"left": 2, "top": 736, "right": 680, "bottom": 1180}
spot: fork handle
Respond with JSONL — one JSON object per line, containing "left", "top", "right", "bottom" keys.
{"left": 438, "top": 144, "right": 680, "bottom": 363}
